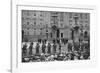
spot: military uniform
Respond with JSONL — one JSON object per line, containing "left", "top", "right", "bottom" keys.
{"left": 68, "top": 43, "right": 73, "bottom": 52}
{"left": 53, "top": 43, "right": 57, "bottom": 54}
{"left": 36, "top": 43, "right": 40, "bottom": 55}
{"left": 59, "top": 43, "right": 61, "bottom": 53}
{"left": 29, "top": 43, "right": 33, "bottom": 56}
{"left": 22, "top": 44, "right": 27, "bottom": 57}
{"left": 74, "top": 42, "right": 80, "bottom": 51}
{"left": 47, "top": 43, "right": 51, "bottom": 54}
{"left": 42, "top": 44, "right": 46, "bottom": 54}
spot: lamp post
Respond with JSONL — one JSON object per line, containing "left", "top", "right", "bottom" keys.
{"left": 73, "top": 16, "right": 79, "bottom": 31}
{"left": 46, "top": 30, "right": 48, "bottom": 39}
{"left": 74, "top": 16, "right": 78, "bottom": 26}
{"left": 45, "top": 24, "right": 48, "bottom": 40}
{"left": 51, "top": 25, "right": 58, "bottom": 39}
{"left": 73, "top": 16, "right": 80, "bottom": 42}
{"left": 70, "top": 16, "right": 79, "bottom": 40}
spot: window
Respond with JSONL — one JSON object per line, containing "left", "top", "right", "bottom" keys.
{"left": 34, "top": 22, "right": 36, "bottom": 25}
{"left": 34, "top": 28, "right": 36, "bottom": 30}
{"left": 75, "top": 13, "right": 78, "bottom": 17}
{"left": 27, "top": 28, "right": 29, "bottom": 30}
{"left": 80, "top": 14, "right": 83, "bottom": 19}
{"left": 85, "top": 21, "right": 88, "bottom": 23}
{"left": 27, "top": 11, "right": 29, "bottom": 16}
{"left": 40, "top": 31, "right": 42, "bottom": 35}
{"left": 69, "top": 20, "right": 72, "bottom": 24}
{"left": 34, "top": 29, "right": 36, "bottom": 35}
{"left": 61, "top": 33, "right": 63, "bottom": 38}
{"left": 69, "top": 13, "right": 72, "bottom": 18}
{"left": 60, "top": 13, "right": 63, "bottom": 21}
{"left": 40, "top": 14, "right": 42, "bottom": 17}
{"left": 85, "top": 24, "right": 88, "bottom": 27}
{"left": 80, "top": 21, "right": 83, "bottom": 23}
{"left": 70, "top": 24, "right": 72, "bottom": 27}
{"left": 85, "top": 14, "right": 88, "bottom": 19}
{"left": 40, "top": 28, "right": 42, "bottom": 35}
{"left": 40, "top": 23, "right": 42, "bottom": 25}
{"left": 60, "top": 23, "right": 63, "bottom": 27}
{"left": 27, "top": 22, "right": 29, "bottom": 25}
{"left": 40, "top": 28, "right": 42, "bottom": 30}
{"left": 69, "top": 20, "right": 72, "bottom": 22}
{"left": 34, "top": 13, "right": 36, "bottom": 16}
{"left": 31, "top": 24, "right": 33, "bottom": 26}
{"left": 60, "top": 17, "right": 63, "bottom": 21}
{"left": 40, "top": 18, "right": 43, "bottom": 21}
{"left": 51, "top": 33, "right": 52, "bottom": 38}
{"left": 27, "top": 31, "right": 29, "bottom": 35}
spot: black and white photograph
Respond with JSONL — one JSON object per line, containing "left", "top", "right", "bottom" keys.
{"left": 21, "top": 10, "right": 90, "bottom": 62}
{"left": 11, "top": 1, "right": 97, "bottom": 72}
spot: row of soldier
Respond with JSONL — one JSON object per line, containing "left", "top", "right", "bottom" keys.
{"left": 22, "top": 41, "right": 61, "bottom": 57}
{"left": 22, "top": 38, "right": 90, "bottom": 59}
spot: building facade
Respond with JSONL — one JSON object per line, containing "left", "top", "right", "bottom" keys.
{"left": 22, "top": 10, "right": 90, "bottom": 42}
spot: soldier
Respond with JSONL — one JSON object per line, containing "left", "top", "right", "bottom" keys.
{"left": 68, "top": 40, "right": 73, "bottom": 52}
{"left": 42, "top": 42, "right": 46, "bottom": 54}
{"left": 22, "top": 43, "right": 27, "bottom": 57}
{"left": 84, "top": 31, "right": 89, "bottom": 41}
{"left": 74, "top": 41, "right": 80, "bottom": 52}
{"left": 53, "top": 43, "right": 57, "bottom": 54}
{"left": 29, "top": 42, "right": 33, "bottom": 56}
{"left": 79, "top": 29, "right": 84, "bottom": 42}
{"left": 40, "top": 39, "right": 42, "bottom": 43}
{"left": 80, "top": 40, "right": 85, "bottom": 52}
{"left": 35, "top": 43, "right": 40, "bottom": 55}
{"left": 40, "top": 53, "right": 45, "bottom": 61}
{"left": 44, "top": 39, "right": 47, "bottom": 44}
{"left": 47, "top": 43, "right": 51, "bottom": 54}
{"left": 57, "top": 39, "right": 60, "bottom": 44}
{"left": 53, "top": 39, "right": 56, "bottom": 44}
{"left": 58, "top": 43, "right": 61, "bottom": 54}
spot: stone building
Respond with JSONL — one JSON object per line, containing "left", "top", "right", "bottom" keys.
{"left": 22, "top": 10, "right": 90, "bottom": 42}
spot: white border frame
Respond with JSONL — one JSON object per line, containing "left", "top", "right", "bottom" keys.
{"left": 11, "top": 1, "right": 97, "bottom": 73}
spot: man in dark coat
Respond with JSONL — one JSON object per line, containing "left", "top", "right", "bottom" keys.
{"left": 74, "top": 42, "right": 80, "bottom": 52}
{"left": 80, "top": 41, "right": 84, "bottom": 52}
{"left": 68, "top": 42, "right": 73, "bottom": 52}
{"left": 29, "top": 42, "right": 33, "bottom": 56}
{"left": 57, "top": 39, "right": 60, "bottom": 44}
{"left": 22, "top": 43, "right": 27, "bottom": 57}
{"left": 35, "top": 43, "right": 40, "bottom": 55}
{"left": 47, "top": 43, "right": 51, "bottom": 54}
{"left": 53, "top": 43, "right": 57, "bottom": 54}
{"left": 42, "top": 42, "right": 46, "bottom": 54}
{"left": 58, "top": 43, "right": 61, "bottom": 54}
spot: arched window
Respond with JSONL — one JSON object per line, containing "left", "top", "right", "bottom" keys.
{"left": 61, "top": 33, "right": 63, "bottom": 38}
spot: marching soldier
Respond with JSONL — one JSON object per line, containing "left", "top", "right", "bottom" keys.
{"left": 47, "top": 43, "right": 51, "bottom": 54}
{"left": 42, "top": 42, "right": 46, "bottom": 54}
{"left": 58, "top": 43, "right": 61, "bottom": 54}
{"left": 74, "top": 41, "right": 80, "bottom": 52}
{"left": 68, "top": 40, "right": 73, "bottom": 52}
{"left": 22, "top": 43, "right": 27, "bottom": 57}
{"left": 53, "top": 43, "right": 57, "bottom": 54}
{"left": 35, "top": 43, "right": 40, "bottom": 55}
{"left": 29, "top": 42, "right": 33, "bottom": 56}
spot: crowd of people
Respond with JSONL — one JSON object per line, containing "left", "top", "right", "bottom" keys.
{"left": 22, "top": 33, "right": 90, "bottom": 62}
